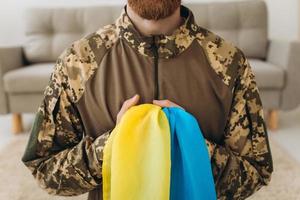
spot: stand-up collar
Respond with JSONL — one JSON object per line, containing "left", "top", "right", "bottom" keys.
{"left": 115, "top": 4, "right": 199, "bottom": 59}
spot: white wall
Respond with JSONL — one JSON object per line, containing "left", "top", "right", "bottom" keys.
{"left": 0, "top": 0, "right": 298, "bottom": 46}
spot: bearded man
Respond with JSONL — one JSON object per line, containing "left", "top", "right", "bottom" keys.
{"left": 21, "top": 0, "right": 273, "bottom": 199}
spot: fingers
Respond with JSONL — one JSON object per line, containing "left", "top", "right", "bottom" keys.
{"left": 117, "top": 94, "right": 140, "bottom": 124}
{"left": 153, "top": 99, "right": 172, "bottom": 107}
{"left": 117, "top": 96, "right": 185, "bottom": 125}
{"left": 152, "top": 99, "right": 185, "bottom": 110}
{"left": 120, "top": 94, "right": 140, "bottom": 113}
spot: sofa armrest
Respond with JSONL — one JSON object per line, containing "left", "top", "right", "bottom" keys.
{"left": 267, "top": 39, "right": 300, "bottom": 110}
{"left": 0, "top": 46, "right": 24, "bottom": 114}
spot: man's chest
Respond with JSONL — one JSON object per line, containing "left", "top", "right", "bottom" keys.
{"left": 76, "top": 41, "right": 233, "bottom": 144}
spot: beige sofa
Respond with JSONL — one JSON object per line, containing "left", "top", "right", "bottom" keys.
{"left": 1, "top": 0, "right": 300, "bottom": 133}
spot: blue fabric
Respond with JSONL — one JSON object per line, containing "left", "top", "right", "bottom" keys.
{"left": 162, "top": 107, "right": 217, "bottom": 200}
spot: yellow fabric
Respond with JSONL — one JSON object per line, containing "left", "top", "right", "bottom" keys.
{"left": 102, "top": 104, "right": 171, "bottom": 200}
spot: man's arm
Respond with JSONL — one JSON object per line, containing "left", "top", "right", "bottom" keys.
{"left": 205, "top": 51, "right": 273, "bottom": 200}
{"left": 21, "top": 45, "right": 112, "bottom": 196}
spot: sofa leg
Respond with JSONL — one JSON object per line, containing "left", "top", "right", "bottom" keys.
{"left": 267, "top": 110, "right": 278, "bottom": 131}
{"left": 12, "top": 113, "right": 24, "bottom": 134}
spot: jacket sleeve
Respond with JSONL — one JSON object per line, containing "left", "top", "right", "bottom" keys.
{"left": 205, "top": 51, "right": 273, "bottom": 200}
{"left": 21, "top": 45, "right": 112, "bottom": 196}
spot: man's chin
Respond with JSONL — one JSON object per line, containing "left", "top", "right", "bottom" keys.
{"left": 127, "top": 0, "right": 181, "bottom": 20}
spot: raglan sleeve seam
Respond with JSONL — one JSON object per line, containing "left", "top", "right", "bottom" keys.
{"left": 205, "top": 49, "right": 273, "bottom": 199}
{"left": 20, "top": 43, "right": 113, "bottom": 196}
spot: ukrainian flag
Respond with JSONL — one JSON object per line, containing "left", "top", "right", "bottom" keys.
{"left": 102, "top": 104, "right": 216, "bottom": 200}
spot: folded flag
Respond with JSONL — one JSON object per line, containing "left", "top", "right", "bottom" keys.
{"left": 163, "top": 106, "right": 217, "bottom": 200}
{"left": 102, "top": 104, "right": 171, "bottom": 200}
{"left": 102, "top": 103, "right": 216, "bottom": 200}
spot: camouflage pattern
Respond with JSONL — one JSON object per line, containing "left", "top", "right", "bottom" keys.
{"left": 116, "top": 4, "right": 198, "bottom": 59}
{"left": 21, "top": 4, "right": 273, "bottom": 199}
{"left": 195, "top": 20, "right": 273, "bottom": 199}
{"left": 204, "top": 47, "right": 273, "bottom": 199}
{"left": 21, "top": 23, "right": 118, "bottom": 196}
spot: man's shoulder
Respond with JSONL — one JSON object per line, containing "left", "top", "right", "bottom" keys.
{"left": 56, "top": 23, "right": 120, "bottom": 102}
{"left": 64, "top": 23, "right": 119, "bottom": 65}
{"left": 194, "top": 25, "right": 246, "bottom": 87}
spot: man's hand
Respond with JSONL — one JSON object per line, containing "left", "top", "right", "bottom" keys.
{"left": 116, "top": 96, "right": 185, "bottom": 125}
{"left": 116, "top": 94, "right": 140, "bottom": 124}
{"left": 153, "top": 99, "right": 185, "bottom": 111}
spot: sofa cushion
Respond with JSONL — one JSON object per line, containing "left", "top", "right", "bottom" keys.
{"left": 3, "top": 63, "right": 55, "bottom": 93}
{"left": 249, "top": 59, "right": 285, "bottom": 89}
{"left": 24, "top": 6, "right": 123, "bottom": 63}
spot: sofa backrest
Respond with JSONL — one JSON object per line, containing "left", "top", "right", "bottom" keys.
{"left": 24, "top": 0, "right": 268, "bottom": 63}
{"left": 24, "top": 6, "right": 124, "bottom": 63}
{"left": 188, "top": 0, "right": 268, "bottom": 60}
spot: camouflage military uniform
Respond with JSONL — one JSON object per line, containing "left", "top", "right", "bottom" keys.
{"left": 21, "top": 4, "right": 273, "bottom": 200}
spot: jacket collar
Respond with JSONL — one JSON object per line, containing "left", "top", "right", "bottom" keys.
{"left": 115, "top": 4, "right": 199, "bottom": 59}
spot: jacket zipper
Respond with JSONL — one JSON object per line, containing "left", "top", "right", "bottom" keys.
{"left": 151, "top": 36, "right": 159, "bottom": 100}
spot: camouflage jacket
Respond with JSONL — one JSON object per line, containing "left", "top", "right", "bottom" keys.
{"left": 21, "top": 4, "right": 273, "bottom": 200}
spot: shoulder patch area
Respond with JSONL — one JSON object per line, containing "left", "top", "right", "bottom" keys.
{"left": 57, "top": 23, "right": 119, "bottom": 103}
{"left": 195, "top": 26, "right": 243, "bottom": 87}
{"left": 89, "top": 23, "right": 120, "bottom": 64}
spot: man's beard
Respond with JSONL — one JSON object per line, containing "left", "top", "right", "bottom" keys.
{"left": 127, "top": 0, "right": 181, "bottom": 21}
